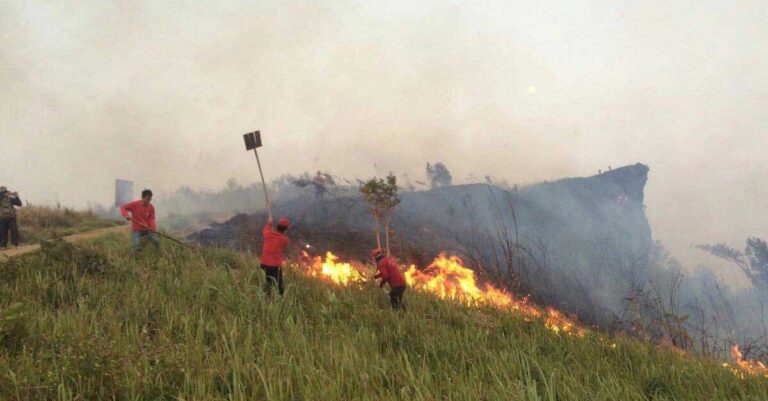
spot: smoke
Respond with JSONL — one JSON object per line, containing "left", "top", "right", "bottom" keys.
{"left": 1, "top": 0, "right": 767, "bottom": 272}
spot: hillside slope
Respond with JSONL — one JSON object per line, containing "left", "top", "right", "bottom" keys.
{"left": 0, "top": 235, "right": 765, "bottom": 400}
{"left": 191, "top": 163, "right": 655, "bottom": 324}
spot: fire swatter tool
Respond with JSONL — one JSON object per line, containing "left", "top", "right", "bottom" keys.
{"left": 243, "top": 131, "right": 273, "bottom": 220}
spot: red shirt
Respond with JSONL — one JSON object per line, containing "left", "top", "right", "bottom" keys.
{"left": 260, "top": 222, "right": 289, "bottom": 267}
{"left": 120, "top": 200, "right": 156, "bottom": 232}
{"left": 375, "top": 256, "right": 407, "bottom": 288}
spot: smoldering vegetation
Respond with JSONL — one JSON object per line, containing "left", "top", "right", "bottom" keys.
{"left": 153, "top": 174, "right": 361, "bottom": 219}
{"left": 179, "top": 163, "right": 767, "bottom": 363}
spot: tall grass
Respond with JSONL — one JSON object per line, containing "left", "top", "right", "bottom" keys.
{"left": 0, "top": 234, "right": 766, "bottom": 400}
{"left": 14, "top": 206, "right": 120, "bottom": 244}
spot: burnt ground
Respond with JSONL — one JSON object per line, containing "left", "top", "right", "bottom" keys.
{"left": 189, "top": 163, "right": 654, "bottom": 326}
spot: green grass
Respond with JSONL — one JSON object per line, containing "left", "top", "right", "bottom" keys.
{"left": 0, "top": 234, "right": 766, "bottom": 400}
{"left": 15, "top": 206, "right": 122, "bottom": 245}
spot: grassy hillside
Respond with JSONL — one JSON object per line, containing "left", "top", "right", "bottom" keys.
{"left": 14, "top": 206, "right": 122, "bottom": 245}
{"left": 0, "top": 234, "right": 766, "bottom": 400}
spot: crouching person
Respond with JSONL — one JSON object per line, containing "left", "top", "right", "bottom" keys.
{"left": 372, "top": 249, "right": 407, "bottom": 311}
{"left": 261, "top": 217, "right": 290, "bottom": 296}
{"left": 120, "top": 189, "right": 159, "bottom": 251}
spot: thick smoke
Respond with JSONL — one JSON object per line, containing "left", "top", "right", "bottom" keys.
{"left": 1, "top": 1, "right": 767, "bottom": 285}
{"left": 185, "top": 166, "right": 768, "bottom": 360}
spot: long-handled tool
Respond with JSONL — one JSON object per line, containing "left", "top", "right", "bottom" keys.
{"left": 129, "top": 219, "right": 194, "bottom": 249}
{"left": 244, "top": 131, "right": 273, "bottom": 220}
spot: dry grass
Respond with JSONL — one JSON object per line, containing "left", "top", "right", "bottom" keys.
{"left": 0, "top": 234, "right": 766, "bottom": 400}
{"left": 14, "top": 206, "right": 121, "bottom": 244}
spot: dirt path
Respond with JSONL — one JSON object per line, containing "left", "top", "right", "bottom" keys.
{"left": 0, "top": 225, "right": 129, "bottom": 260}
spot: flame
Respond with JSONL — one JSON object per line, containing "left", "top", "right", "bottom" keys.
{"left": 404, "top": 254, "right": 585, "bottom": 336}
{"left": 299, "top": 251, "right": 367, "bottom": 285}
{"left": 728, "top": 345, "right": 768, "bottom": 378}
{"left": 296, "top": 251, "right": 768, "bottom": 378}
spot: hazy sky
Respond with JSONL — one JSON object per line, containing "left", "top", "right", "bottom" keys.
{"left": 1, "top": 0, "right": 766, "bottom": 273}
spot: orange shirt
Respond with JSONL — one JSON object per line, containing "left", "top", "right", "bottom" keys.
{"left": 375, "top": 256, "right": 406, "bottom": 288}
{"left": 260, "top": 223, "right": 289, "bottom": 267}
{"left": 120, "top": 200, "right": 157, "bottom": 232}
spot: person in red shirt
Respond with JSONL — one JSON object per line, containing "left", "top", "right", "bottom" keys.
{"left": 120, "top": 189, "right": 159, "bottom": 251}
{"left": 372, "top": 248, "right": 407, "bottom": 310}
{"left": 261, "top": 217, "right": 290, "bottom": 296}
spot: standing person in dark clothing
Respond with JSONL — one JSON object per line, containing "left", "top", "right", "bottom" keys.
{"left": 261, "top": 217, "right": 290, "bottom": 296}
{"left": 372, "top": 248, "right": 407, "bottom": 310}
{"left": 312, "top": 171, "right": 326, "bottom": 200}
{"left": 0, "top": 187, "right": 22, "bottom": 248}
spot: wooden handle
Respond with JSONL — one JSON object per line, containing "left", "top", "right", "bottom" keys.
{"left": 253, "top": 148, "right": 273, "bottom": 219}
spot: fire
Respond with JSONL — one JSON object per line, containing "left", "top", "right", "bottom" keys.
{"left": 296, "top": 251, "right": 768, "bottom": 378}
{"left": 299, "top": 251, "right": 367, "bottom": 285}
{"left": 728, "top": 345, "right": 768, "bottom": 378}
{"left": 404, "top": 254, "right": 512, "bottom": 307}
{"left": 404, "top": 254, "right": 585, "bottom": 336}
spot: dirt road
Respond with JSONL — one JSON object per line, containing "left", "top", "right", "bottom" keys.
{"left": 0, "top": 225, "right": 129, "bottom": 260}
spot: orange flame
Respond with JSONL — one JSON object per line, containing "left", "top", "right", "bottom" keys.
{"left": 299, "top": 251, "right": 367, "bottom": 285}
{"left": 297, "top": 251, "right": 768, "bottom": 377}
{"left": 404, "top": 254, "right": 585, "bottom": 336}
{"left": 727, "top": 345, "right": 768, "bottom": 378}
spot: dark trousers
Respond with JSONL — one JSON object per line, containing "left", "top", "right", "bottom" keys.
{"left": 0, "top": 218, "right": 20, "bottom": 247}
{"left": 390, "top": 286, "right": 406, "bottom": 311}
{"left": 314, "top": 185, "right": 325, "bottom": 200}
{"left": 262, "top": 264, "right": 284, "bottom": 295}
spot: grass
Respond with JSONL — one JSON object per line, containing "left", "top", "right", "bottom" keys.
{"left": 14, "top": 206, "right": 122, "bottom": 245}
{"left": 0, "top": 234, "right": 766, "bottom": 400}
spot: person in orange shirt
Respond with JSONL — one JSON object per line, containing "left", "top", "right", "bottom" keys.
{"left": 261, "top": 217, "right": 290, "bottom": 295}
{"left": 120, "top": 189, "right": 159, "bottom": 251}
{"left": 372, "top": 248, "right": 407, "bottom": 311}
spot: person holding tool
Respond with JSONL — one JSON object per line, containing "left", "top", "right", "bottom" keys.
{"left": 120, "top": 189, "right": 159, "bottom": 251}
{"left": 243, "top": 130, "right": 292, "bottom": 296}
{"left": 260, "top": 215, "right": 290, "bottom": 296}
{"left": 372, "top": 248, "right": 407, "bottom": 311}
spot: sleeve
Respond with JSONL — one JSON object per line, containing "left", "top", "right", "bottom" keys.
{"left": 120, "top": 201, "right": 133, "bottom": 217}
{"left": 149, "top": 207, "right": 157, "bottom": 230}
{"left": 377, "top": 263, "right": 389, "bottom": 287}
{"left": 263, "top": 222, "right": 273, "bottom": 237}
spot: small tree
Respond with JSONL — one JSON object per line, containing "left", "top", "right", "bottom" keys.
{"left": 225, "top": 178, "right": 240, "bottom": 192}
{"left": 360, "top": 174, "right": 401, "bottom": 255}
{"left": 698, "top": 237, "right": 768, "bottom": 291}
{"left": 426, "top": 162, "right": 453, "bottom": 189}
